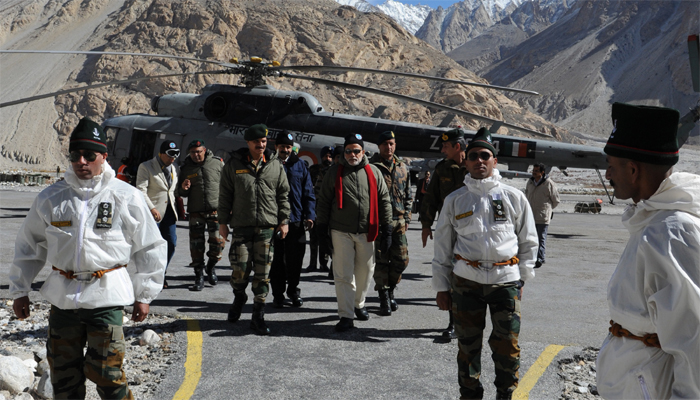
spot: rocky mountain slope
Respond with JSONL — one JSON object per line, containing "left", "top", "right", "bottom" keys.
{"left": 0, "top": 0, "right": 575, "bottom": 171}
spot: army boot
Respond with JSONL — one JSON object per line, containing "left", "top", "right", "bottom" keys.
{"left": 205, "top": 259, "right": 218, "bottom": 285}
{"left": 227, "top": 291, "right": 248, "bottom": 323}
{"left": 442, "top": 311, "right": 456, "bottom": 339}
{"left": 250, "top": 302, "right": 270, "bottom": 336}
{"left": 188, "top": 268, "right": 204, "bottom": 292}
{"left": 388, "top": 285, "right": 398, "bottom": 311}
{"left": 378, "top": 289, "right": 392, "bottom": 316}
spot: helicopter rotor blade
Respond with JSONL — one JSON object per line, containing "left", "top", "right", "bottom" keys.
{"left": 282, "top": 73, "right": 551, "bottom": 138}
{"left": 275, "top": 65, "right": 539, "bottom": 96}
{"left": 0, "top": 49, "right": 240, "bottom": 69}
{"left": 0, "top": 70, "right": 227, "bottom": 109}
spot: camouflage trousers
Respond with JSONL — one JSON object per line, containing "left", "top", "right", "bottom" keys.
{"left": 451, "top": 274, "right": 521, "bottom": 400}
{"left": 228, "top": 226, "right": 274, "bottom": 303}
{"left": 47, "top": 305, "right": 133, "bottom": 400}
{"left": 188, "top": 211, "right": 225, "bottom": 267}
{"left": 373, "top": 222, "right": 409, "bottom": 290}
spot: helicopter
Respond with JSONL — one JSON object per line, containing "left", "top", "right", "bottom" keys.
{"left": 1, "top": 46, "right": 697, "bottom": 194}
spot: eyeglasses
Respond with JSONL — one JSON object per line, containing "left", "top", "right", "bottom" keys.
{"left": 69, "top": 150, "right": 99, "bottom": 162}
{"left": 165, "top": 149, "right": 180, "bottom": 158}
{"left": 467, "top": 151, "right": 493, "bottom": 162}
{"left": 344, "top": 149, "right": 362, "bottom": 155}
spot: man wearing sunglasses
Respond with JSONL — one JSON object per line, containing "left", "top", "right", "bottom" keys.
{"left": 420, "top": 127, "right": 468, "bottom": 339}
{"left": 136, "top": 140, "right": 181, "bottom": 286}
{"left": 316, "top": 134, "right": 392, "bottom": 332}
{"left": 11, "top": 117, "right": 166, "bottom": 399}
{"left": 432, "top": 127, "right": 537, "bottom": 400}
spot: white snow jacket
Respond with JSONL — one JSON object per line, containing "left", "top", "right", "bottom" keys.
{"left": 432, "top": 170, "right": 538, "bottom": 291}
{"left": 597, "top": 172, "right": 700, "bottom": 400}
{"left": 10, "top": 162, "right": 167, "bottom": 309}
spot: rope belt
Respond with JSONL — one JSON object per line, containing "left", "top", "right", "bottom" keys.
{"left": 454, "top": 254, "right": 519, "bottom": 269}
{"left": 609, "top": 320, "right": 661, "bottom": 349}
{"left": 52, "top": 265, "right": 126, "bottom": 282}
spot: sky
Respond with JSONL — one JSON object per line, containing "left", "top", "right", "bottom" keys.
{"left": 367, "top": 0, "right": 461, "bottom": 9}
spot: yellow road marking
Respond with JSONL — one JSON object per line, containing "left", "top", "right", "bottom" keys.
{"left": 513, "top": 344, "right": 566, "bottom": 400}
{"left": 172, "top": 319, "right": 202, "bottom": 400}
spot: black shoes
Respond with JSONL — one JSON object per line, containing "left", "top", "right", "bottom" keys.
{"left": 250, "top": 302, "right": 270, "bottom": 336}
{"left": 188, "top": 268, "right": 204, "bottom": 291}
{"left": 378, "top": 289, "right": 392, "bottom": 316}
{"left": 388, "top": 286, "right": 398, "bottom": 311}
{"left": 354, "top": 307, "right": 369, "bottom": 321}
{"left": 227, "top": 291, "right": 248, "bottom": 322}
{"left": 290, "top": 296, "right": 303, "bottom": 307}
{"left": 272, "top": 296, "right": 285, "bottom": 308}
{"left": 205, "top": 260, "right": 218, "bottom": 285}
{"left": 335, "top": 317, "right": 354, "bottom": 332}
{"left": 306, "top": 264, "right": 318, "bottom": 272}
{"left": 442, "top": 312, "right": 456, "bottom": 339}
{"left": 534, "top": 261, "right": 543, "bottom": 269}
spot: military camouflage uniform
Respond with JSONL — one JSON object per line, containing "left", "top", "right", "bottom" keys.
{"left": 308, "top": 163, "right": 332, "bottom": 269}
{"left": 48, "top": 306, "right": 131, "bottom": 400}
{"left": 370, "top": 153, "right": 412, "bottom": 290}
{"left": 420, "top": 158, "right": 467, "bottom": 229}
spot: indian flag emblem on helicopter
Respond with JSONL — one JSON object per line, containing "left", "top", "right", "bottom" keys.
{"left": 500, "top": 141, "right": 534, "bottom": 158}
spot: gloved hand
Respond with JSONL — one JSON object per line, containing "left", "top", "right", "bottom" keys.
{"left": 317, "top": 223, "right": 332, "bottom": 252}
{"left": 378, "top": 224, "right": 393, "bottom": 255}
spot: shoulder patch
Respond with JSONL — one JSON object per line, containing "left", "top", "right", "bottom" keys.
{"left": 235, "top": 169, "right": 250, "bottom": 174}
{"left": 455, "top": 211, "right": 473, "bottom": 220}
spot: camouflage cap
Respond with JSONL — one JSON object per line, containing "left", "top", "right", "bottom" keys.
{"left": 376, "top": 131, "right": 396, "bottom": 145}
{"left": 244, "top": 124, "right": 269, "bottom": 141}
{"left": 466, "top": 127, "right": 497, "bottom": 155}
{"left": 439, "top": 128, "right": 465, "bottom": 144}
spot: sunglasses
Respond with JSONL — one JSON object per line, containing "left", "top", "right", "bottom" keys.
{"left": 69, "top": 150, "right": 99, "bottom": 162}
{"left": 344, "top": 149, "right": 362, "bottom": 155}
{"left": 165, "top": 149, "right": 180, "bottom": 158}
{"left": 467, "top": 151, "right": 493, "bottom": 162}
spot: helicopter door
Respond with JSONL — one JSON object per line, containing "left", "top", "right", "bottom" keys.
{"left": 129, "top": 129, "right": 158, "bottom": 169}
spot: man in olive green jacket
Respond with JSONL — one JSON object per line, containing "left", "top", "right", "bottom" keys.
{"left": 218, "top": 124, "right": 291, "bottom": 335}
{"left": 316, "top": 134, "right": 392, "bottom": 332}
{"left": 178, "top": 140, "right": 225, "bottom": 291}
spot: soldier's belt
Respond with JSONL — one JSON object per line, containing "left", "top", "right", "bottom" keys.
{"left": 52, "top": 265, "right": 126, "bottom": 283}
{"left": 454, "top": 254, "right": 519, "bottom": 269}
{"left": 609, "top": 320, "right": 661, "bottom": 349}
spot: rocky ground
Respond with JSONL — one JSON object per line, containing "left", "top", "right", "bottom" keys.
{"left": 558, "top": 347, "right": 601, "bottom": 400}
{"left": 0, "top": 299, "right": 182, "bottom": 400}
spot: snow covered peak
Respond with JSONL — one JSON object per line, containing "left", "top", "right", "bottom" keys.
{"left": 377, "top": 0, "right": 432, "bottom": 34}
{"left": 334, "top": 0, "right": 380, "bottom": 13}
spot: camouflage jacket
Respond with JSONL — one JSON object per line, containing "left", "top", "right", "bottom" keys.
{"left": 420, "top": 157, "right": 467, "bottom": 229}
{"left": 370, "top": 153, "right": 412, "bottom": 224}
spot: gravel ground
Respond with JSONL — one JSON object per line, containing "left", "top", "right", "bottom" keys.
{"left": 558, "top": 347, "right": 601, "bottom": 399}
{"left": 0, "top": 299, "right": 182, "bottom": 400}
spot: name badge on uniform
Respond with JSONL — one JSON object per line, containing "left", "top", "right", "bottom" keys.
{"left": 455, "top": 211, "right": 473, "bottom": 220}
{"left": 51, "top": 221, "right": 71, "bottom": 227}
{"left": 235, "top": 169, "right": 250, "bottom": 174}
{"left": 95, "top": 202, "right": 113, "bottom": 228}
{"left": 490, "top": 194, "right": 507, "bottom": 222}
{"left": 187, "top": 173, "right": 198, "bottom": 179}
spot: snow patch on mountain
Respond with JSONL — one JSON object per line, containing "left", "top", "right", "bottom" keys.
{"left": 377, "top": 0, "right": 431, "bottom": 34}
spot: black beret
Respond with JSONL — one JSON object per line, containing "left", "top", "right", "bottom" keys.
{"left": 440, "top": 128, "right": 465, "bottom": 144}
{"left": 604, "top": 102, "right": 680, "bottom": 165}
{"left": 276, "top": 130, "right": 295, "bottom": 146}
{"left": 344, "top": 133, "right": 364, "bottom": 149}
{"left": 321, "top": 146, "right": 334, "bottom": 158}
{"left": 187, "top": 139, "right": 205, "bottom": 150}
{"left": 244, "top": 124, "right": 269, "bottom": 141}
{"left": 69, "top": 118, "right": 107, "bottom": 153}
{"left": 466, "top": 127, "right": 497, "bottom": 155}
{"left": 160, "top": 140, "right": 179, "bottom": 154}
{"left": 377, "top": 131, "right": 396, "bottom": 145}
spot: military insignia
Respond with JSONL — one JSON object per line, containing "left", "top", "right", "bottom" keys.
{"left": 93, "top": 128, "right": 100, "bottom": 138}
{"left": 236, "top": 169, "right": 250, "bottom": 174}
{"left": 170, "top": 142, "right": 176, "bottom": 148}
{"left": 355, "top": 134, "right": 362, "bottom": 140}
{"left": 95, "top": 202, "right": 113, "bottom": 228}
{"left": 287, "top": 133, "right": 293, "bottom": 140}
{"left": 490, "top": 194, "right": 507, "bottom": 222}
{"left": 264, "top": 128, "right": 268, "bottom": 137}
{"left": 390, "top": 131, "right": 395, "bottom": 138}
{"left": 455, "top": 211, "right": 473, "bottom": 220}
{"left": 440, "top": 177, "right": 452, "bottom": 182}
{"left": 51, "top": 221, "right": 71, "bottom": 227}
{"left": 441, "top": 133, "right": 448, "bottom": 141}
{"left": 187, "top": 173, "right": 198, "bottom": 179}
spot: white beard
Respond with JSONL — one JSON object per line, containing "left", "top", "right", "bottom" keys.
{"left": 347, "top": 158, "right": 360, "bottom": 166}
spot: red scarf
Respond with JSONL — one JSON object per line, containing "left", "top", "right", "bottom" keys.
{"left": 335, "top": 164, "right": 379, "bottom": 242}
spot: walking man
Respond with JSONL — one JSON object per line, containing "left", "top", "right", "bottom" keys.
{"left": 420, "top": 127, "right": 468, "bottom": 338}
{"left": 316, "top": 134, "right": 392, "bottom": 332}
{"left": 369, "top": 131, "right": 412, "bottom": 316}
{"left": 432, "top": 127, "right": 537, "bottom": 400}
{"left": 524, "top": 163, "right": 560, "bottom": 268}
{"left": 307, "top": 146, "right": 334, "bottom": 272}
{"left": 136, "top": 140, "right": 180, "bottom": 286}
{"left": 11, "top": 117, "right": 166, "bottom": 399}
{"left": 218, "top": 124, "right": 290, "bottom": 335}
{"left": 270, "top": 131, "right": 316, "bottom": 308}
{"left": 596, "top": 103, "right": 700, "bottom": 399}
{"left": 178, "top": 139, "right": 225, "bottom": 291}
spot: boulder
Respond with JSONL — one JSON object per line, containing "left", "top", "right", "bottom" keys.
{"left": 0, "top": 356, "right": 34, "bottom": 394}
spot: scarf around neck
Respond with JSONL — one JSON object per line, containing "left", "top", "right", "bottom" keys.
{"left": 335, "top": 164, "right": 379, "bottom": 242}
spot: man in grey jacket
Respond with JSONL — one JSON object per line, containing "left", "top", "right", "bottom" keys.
{"left": 316, "top": 134, "right": 392, "bottom": 332}
{"left": 524, "top": 163, "right": 560, "bottom": 268}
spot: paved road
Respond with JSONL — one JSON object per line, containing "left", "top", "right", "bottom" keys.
{"left": 0, "top": 188, "right": 631, "bottom": 399}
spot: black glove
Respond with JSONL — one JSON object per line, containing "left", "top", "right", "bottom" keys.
{"left": 317, "top": 223, "right": 332, "bottom": 252}
{"left": 378, "top": 224, "right": 393, "bottom": 255}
